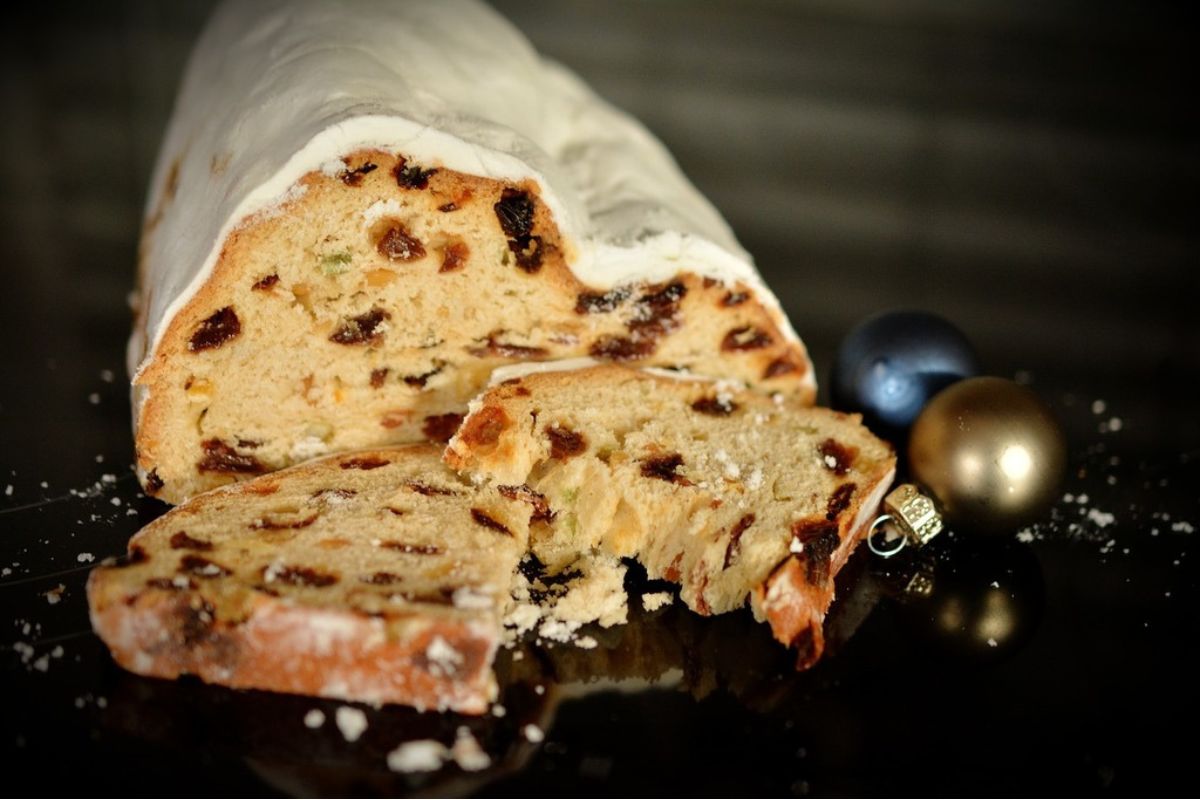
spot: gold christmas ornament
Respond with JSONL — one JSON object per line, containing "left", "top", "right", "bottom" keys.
{"left": 908, "top": 377, "right": 1067, "bottom": 533}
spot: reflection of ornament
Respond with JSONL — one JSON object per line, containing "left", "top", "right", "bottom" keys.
{"left": 908, "top": 377, "right": 1067, "bottom": 533}
{"left": 894, "top": 539, "right": 1045, "bottom": 663}
{"left": 831, "top": 310, "right": 979, "bottom": 439}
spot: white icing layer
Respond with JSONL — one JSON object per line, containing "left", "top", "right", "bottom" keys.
{"left": 132, "top": 0, "right": 804, "bottom": 391}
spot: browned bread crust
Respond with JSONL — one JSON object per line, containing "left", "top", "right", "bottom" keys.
{"left": 134, "top": 150, "right": 813, "bottom": 504}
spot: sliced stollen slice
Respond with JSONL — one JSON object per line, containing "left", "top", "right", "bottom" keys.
{"left": 445, "top": 363, "right": 896, "bottom": 667}
{"left": 132, "top": 0, "right": 814, "bottom": 505}
{"left": 87, "top": 444, "right": 530, "bottom": 714}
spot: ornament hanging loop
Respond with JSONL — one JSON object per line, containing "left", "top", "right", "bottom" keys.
{"left": 867, "top": 483, "right": 946, "bottom": 559}
{"left": 867, "top": 514, "right": 907, "bottom": 558}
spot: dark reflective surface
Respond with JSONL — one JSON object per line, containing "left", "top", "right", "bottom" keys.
{"left": 2, "top": 1, "right": 1197, "bottom": 795}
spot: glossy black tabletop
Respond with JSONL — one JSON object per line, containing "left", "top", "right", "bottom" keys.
{"left": 2, "top": 1, "right": 1197, "bottom": 795}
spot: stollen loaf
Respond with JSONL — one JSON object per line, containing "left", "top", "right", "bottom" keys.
{"left": 132, "top": 0, "right": 815, "bottom": 504}
{"left": 89, "top": 370, "right": 893, "bottom": 711}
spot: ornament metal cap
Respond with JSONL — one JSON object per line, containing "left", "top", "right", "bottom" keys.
{"left": 867, "top": 483, "right": 945, "bottom": 558}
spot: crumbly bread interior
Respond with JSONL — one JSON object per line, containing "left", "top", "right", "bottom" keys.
{"left": 135, "top": 150, "right": 812, "bottom": 503}
{"left": 87, "top": 444, "right": 530, "bottom": 712}
{"left": 445, "top": 365, "right": 895, "bottom": 662}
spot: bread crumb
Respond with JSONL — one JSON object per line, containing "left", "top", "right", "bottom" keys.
{"left": 491, "top": 703, "right": 507, "bottom": 718}
{"left": 451, "top": 727, "right": 491, "bottom": 772}
{"left": 523, "top": 723, "right": 545, "bottom": 743}
{"left": 44, "top": 584, "right": 65, "bottom": 605}
{"left": 641, "top": 591, "right": 672, "bottom": 612}
{"left": 575, "top": 635, "right": 598, "bottom": 649}
{"left": 77, "top": 552, "right": 95, "bottom": 563}
{"left": 304, "top": 709, "right": 325, "bottom": 729}
{"left": 504, "top": 602, "right": 541, "bottom": 636}
{"left": 538, "top": 617, "right": 580, "bottom": 643}
{"left": 551, "top": 553, "right": 627, "bottom": 628}
{"left": 1087, "top": 509, "right": 1115, "bottom": 528}
{"left": 335, "top": 706, "right": 368, "bottom": 742}
{"left": 453, "top": 586, "right": 494, "bottom": 610}
{"left": 290, "top": 436, "right": 329, "bottom": 461}
{"left": 387, "top": 739, "right": 450, "bottom": 773}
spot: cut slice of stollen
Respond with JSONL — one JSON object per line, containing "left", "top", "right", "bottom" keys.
{"left": 445, "top": 363, "right": 896, "bottom": 666}
{"left": 87, "top": 444, "right": 530, "bottom": 713}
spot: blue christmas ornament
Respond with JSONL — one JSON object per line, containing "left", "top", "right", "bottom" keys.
{"left": 831, "top": 311, "right": 979, "bottom": 438}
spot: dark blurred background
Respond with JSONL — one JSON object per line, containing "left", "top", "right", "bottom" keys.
{"left": 1, "top": 2, "right": 1197, "bottom": 795}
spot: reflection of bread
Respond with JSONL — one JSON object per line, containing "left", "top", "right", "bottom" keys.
{"left": 447, "top": 364, "right": 895, "bottom": 666}
{"left": 87, "top": 445, "right": 529, "bottom": 713}
{"left": 131, "top": 0, "right": 814, "bottom": 505}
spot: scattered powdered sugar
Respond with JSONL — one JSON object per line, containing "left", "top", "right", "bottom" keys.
{"left": 425, "top": 635, "right": 464, "bottom": 677}
{"left": 303, "top": 709, "right": 326, "bottom": 729}
{"left": 745, "top": 467, "right": 764, "bottom": 491}
{"left": 713, "top": 449, "right": 741, "bottom": 480}
{"left": 335, "top": 706, "right": 368, "bottom": 742}
{"left": 387, "top": 739, "right": 452, "bottom": 773}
